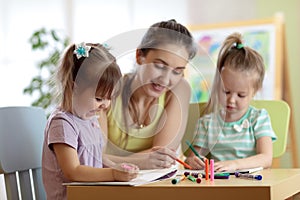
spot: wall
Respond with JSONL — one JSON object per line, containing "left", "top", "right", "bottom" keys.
{"left": 256, "top": 0, "right": 300, "bottom": 168}
{"left": 187, "top": 0, "right": 256, "bottom": 24}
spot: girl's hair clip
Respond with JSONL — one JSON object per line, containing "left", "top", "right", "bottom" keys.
{"left": 103, "top": 43, "right": 110, "bottom": 49}
{"left": 236, "top": 43, "right": 244, "bottom": 49}
{"left": 74, "top": 42, "right": 91, "bottom": 59}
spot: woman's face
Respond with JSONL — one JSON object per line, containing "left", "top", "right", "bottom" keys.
{"left": 136, "top": 45, "right": 189, "bottom": 97}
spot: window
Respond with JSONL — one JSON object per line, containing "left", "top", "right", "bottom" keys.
{"left": 0, "top": 0, "right": 188, "bottom": 197}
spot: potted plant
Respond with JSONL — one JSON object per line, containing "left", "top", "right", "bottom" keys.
{"left": 24, "top": 28, "right": 69, "bottom": 114}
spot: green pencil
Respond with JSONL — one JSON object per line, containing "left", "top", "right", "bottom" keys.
{"left": 185, "top": 140, "right": 205, "bottom": 162}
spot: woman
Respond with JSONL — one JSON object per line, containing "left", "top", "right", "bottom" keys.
{"left": 104, "top": 19, "right": 197, "bottom": 169}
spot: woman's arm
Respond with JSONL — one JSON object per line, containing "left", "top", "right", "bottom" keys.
{"left": 98, "top": 109, "right": 108, "bottom": 136}
{"left": 104, "top": 79, "right": 191, "bottom": 169}
{"left": 104, "top": 146, "right": 178, "bottom": 169}
{"left": 152, "top": 79, "right": 191, "bottom": 150}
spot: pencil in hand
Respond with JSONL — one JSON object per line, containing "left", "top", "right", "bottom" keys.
{"left": 185, "top": 140, "right": 205, "bottom": 162}
{"left": 175, "top": 158, "right": 192, "bottom": 169}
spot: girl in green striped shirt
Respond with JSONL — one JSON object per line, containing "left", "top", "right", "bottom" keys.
{"left": 185, "top": 32, "right": 276, "bottom": 172}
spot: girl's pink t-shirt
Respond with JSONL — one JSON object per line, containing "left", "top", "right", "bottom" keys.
{"left": 42, "top": 108, "right": 104, "bottom": 200}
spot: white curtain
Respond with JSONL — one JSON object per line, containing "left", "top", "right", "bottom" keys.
{"left": 0, "top": 0, "right": 188, "bottom": 198}
{"left": 0, "top": 0, "right": 189, "bottom": 107}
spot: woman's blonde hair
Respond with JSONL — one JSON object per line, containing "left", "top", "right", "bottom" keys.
{"left": 53, "top": 43, "right": 122, "bottom": 112}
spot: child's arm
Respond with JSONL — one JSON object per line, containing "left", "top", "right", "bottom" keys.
{"left": 53, "top": 143, "right": 138, "bottom": 182}
{"left": 214, "top": 136, "right": 273, "bottom": 172}
{"left": 184, "top": 146, "right": 206, "bottom": 169}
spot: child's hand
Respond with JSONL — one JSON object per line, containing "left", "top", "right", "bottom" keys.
{"left": 112, "top": 163, "right": 139, "bottom": 181}
{"left": 214, "top": 160, "right": 238, "bottom": 172}
{"left": 185, "top": 155, "right": 205, "bottom": 170}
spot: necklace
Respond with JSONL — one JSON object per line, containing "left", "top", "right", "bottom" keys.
{"left": 129, "top": 97, "right": 154, "bottom": 129}
{"left": 137, "top": 123, "right": 145, "bottom": 129}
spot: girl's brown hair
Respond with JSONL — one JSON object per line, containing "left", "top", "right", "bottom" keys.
{"left": 54, "top": 43, "right": 121, "bottom": 112}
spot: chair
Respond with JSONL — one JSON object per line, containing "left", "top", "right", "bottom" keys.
{"left": 0, "top": 106, "right": 47, "bottom": 200}
{"left": 182, "top": 100, "right": 290, "bottom": 161}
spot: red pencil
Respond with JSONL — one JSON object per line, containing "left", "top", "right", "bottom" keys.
{"left": 175, "top": 158, "right": 192, "bottom": 169}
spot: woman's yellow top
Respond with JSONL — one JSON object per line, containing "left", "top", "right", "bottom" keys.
{"left": 106, "top": 93, "right": 166, "bottom": 155}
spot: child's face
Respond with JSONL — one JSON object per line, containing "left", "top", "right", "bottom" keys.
{"left": 73, "top": 87, "right": 111, "bottom": 119}
{"left": 136, "top": 45, "right": 189, "bottom": 98}
{"left": 218, "top": 67, "right": 255, "bottom": 121}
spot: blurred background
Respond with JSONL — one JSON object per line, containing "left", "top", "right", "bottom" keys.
{"left": 0, "top": 0, "right": 299, "bottom": 197}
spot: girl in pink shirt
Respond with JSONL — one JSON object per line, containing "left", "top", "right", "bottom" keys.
{"left": 42, "top": 43, "right": 138, "bottom": 200}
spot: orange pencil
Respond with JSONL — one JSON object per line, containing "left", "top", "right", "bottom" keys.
{"left": 175, "top": 158, "right": 192, "bottom": 170}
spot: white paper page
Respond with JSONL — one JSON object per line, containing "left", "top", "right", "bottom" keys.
{"left": 63, "top": 167, "right": 177, "bottom": 186}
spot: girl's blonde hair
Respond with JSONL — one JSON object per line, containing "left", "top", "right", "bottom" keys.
{"left": 205, "top": 32, "right": 265, "bottom": 114}
{"left": 53, "top": 43, "right": 122, "bottom": 112}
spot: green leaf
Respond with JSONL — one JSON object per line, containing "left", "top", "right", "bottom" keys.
{"left": 25, "top": 27, "right": 70, "bottom": 114}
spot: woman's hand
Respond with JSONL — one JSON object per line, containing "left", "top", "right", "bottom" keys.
{"left": 143, "top": 146, "right": 177, "bottom": 169}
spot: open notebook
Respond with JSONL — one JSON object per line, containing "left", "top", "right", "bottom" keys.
{"left": 63, "top": 167, "right": 177, "bottom": 186}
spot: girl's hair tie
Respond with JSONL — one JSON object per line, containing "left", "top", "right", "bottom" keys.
{"left": 74, "top": 42, "right": 91, "bottom": 59}
{"left": 236, "top": 43, "right": 244, "bottom": 49}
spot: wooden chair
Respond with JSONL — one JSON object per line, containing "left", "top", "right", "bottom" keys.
{"left": 182, "top": 100, "right": 290, "bottom": 166}
{"left": 0, "top": 106, "right": 47, "bottom": 200}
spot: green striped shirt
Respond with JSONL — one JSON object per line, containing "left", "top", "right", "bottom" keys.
{"left": 194, "top": 106, "right": 277, "bottom": 161}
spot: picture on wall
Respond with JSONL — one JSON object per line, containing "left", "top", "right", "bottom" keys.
{"left": 187, "top": 17, "right": 283, "bottom": 103}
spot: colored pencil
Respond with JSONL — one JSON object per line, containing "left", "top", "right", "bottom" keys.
{"left": 185, "top": 140, "right": 205, "bottom": 162}
{"left": 175, "top": 158, "right": 192, "bottom": 170}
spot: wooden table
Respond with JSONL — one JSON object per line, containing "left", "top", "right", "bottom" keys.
{"left": 67, "top": 169, "right": 300, "bottom": 200}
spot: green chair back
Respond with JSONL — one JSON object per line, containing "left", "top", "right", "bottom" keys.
{"left": 182, "top": 100, "right": 290, "bottom": 158}
{"left": 251, "top": 100, "right": 290, "bottom": 158}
